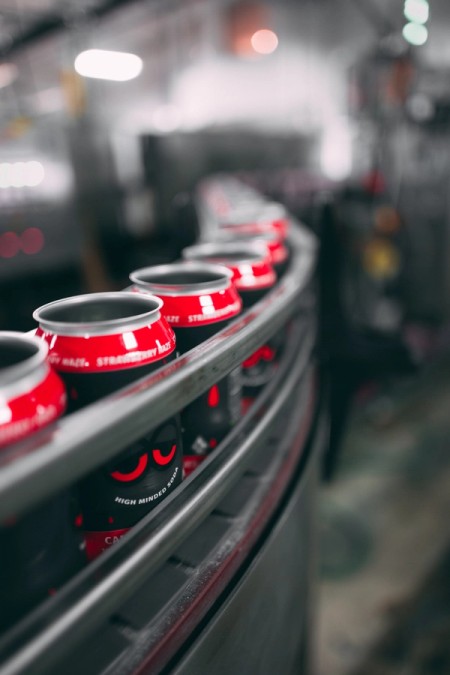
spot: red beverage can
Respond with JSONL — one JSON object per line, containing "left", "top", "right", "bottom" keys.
{"left": 218, "top": 201, "right": 290, "bottom": 241}
{"left": 33, "top": 292, "right": 182, "bottom": 560}
{"left": 182, "top": 243, "right": 279, "bottom": 411}
{"left": 182, "top": 241, "right": 276, "bottom": 307}
{"left": 213, "top": 228, "right": 290, "bottom": 278}
{"left": 0, "top": 332, "right": 83, "bottom": 632}
{"left": 130, "top": 263, "right": 242, "bottom": 477}
{"left": 0, "top": 332, "right": 66, "bottom": 448}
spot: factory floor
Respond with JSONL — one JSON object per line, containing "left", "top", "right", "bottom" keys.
{"left": 317, "top": 352, "right": 450, "bottom": 675}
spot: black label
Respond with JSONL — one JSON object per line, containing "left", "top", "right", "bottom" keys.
{"left": 79, "top": 418, "right": 182, "bottom": 531}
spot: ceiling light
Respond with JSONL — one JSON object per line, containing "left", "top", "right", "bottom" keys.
{"left": 74, "top": 49, "right": 143, "bottom": 81}
{"left": 250, "top": 30, "right": 279, "bottom": 55}
{"left": 402, "top": 22, "right": 428, "bottom": 46}
{"left": 0, "top": 163, "right": 12, "bottom": 189}
{"left": 25, "top": 161, "right": 45, "bottom": 187}
{"left": 404, "top": 0, "right": 429, "bottom": 25}
{"left": 10, "top": 162, "right": 27, "bottom": 188}
{"left": 0, "top": 161, "right": 45, "bottom": 189}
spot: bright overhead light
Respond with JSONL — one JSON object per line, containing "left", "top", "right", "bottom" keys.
{"left": 0, "top": 161, "right": 45, "bottom": 189}
{"left": 74, "top": 49, "right": 143, "bottom": 81}
{"left": 0, "top": 163, "right": 12, "bottom": 189}
{"left": 404, "top": 0, "right": 429, "bottom": 25}
{"left": 402, "top": 22, "right": 428, "bottom": 46}
{"left": 10, "top": 162, "right": 27, "bottom": 188}
{"left": 25, "top": 161, "right": 45, "bottom": 187}
{"left": 250, "top": 30, "right": 279, "bottom": 55}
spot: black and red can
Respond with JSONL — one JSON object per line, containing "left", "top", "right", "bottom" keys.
{"left": 130, "top": 262, "right": 242, "bottom": 477}
{"left": 33, "top": 292, "right": 182, "bottom": 560}
{"left": 0, "top": 331, "right": 66, "bottom": 448}
{"left": 182, "top": 241, "right": 276, "bottom": 307}
{"left": 0, "top": 331, "right": 83, "bottom": 632}
{"left": 182, "top": 243, "right": 279, "bottom": 410}
{"left": 218, "top": 201, "right": 290, "bottom": 242}
{"left": 212, "top": 228, "right": 290, "bottom": 278}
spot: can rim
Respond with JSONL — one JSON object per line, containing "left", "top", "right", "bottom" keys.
{"left": 213, "top": 228, "right": 280, "bottom": 243}
{"left": 0, "top": 331, "right": 49, "bottom": 391}
{"left": 130, "top": 262, "right": 233, "bottom": 297}
{"left": 33, "top": 292, "right": 164, "bottom": 337}
{"left": 218, "top": 201, "right": 287, "bottom": 227}
{"left": 181, "top": 241, "right": 269, "bottom": 264}
{"left": 258, "top": 201, "right": 287, "bottom": 218}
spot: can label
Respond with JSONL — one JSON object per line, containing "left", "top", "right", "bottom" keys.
{"left": 35, "top": 324, "right": 176, "bottom": 373}
{"left": 80, "top": 418, "right": 182, "bottom": 558}
{"left": 157, "top": 293, "right": 241, "bottom": 328}
{"left": 241, "top": 340, "right": 279, "bottom": 401}
{"left": 34, "top": 317, "right": 177, "bottom": 414}
{"left": 134, "top": 277, "right": 242, "bottom": 477}
{"left": 210, "top": 260, "right": 275, "bottom": 292}
{"left": 268, "top": 240, "right": 289, "bottom": 265}
{"left": 235, "top": 269, "right": 275, "bottom": 290}
{"left": 84, "top": 528, "right": 129, "bottom": 561}
{"left": 183, "top": 454, "right": 206, "bottom": 478}
{"left": 0, "top": 368, "right": 66, "bottom": 448}
{"left": 180, "top": 366, "right": 241, "bottom": 461}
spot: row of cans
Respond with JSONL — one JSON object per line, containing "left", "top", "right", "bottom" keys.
{"left": 0, "top": 183, "right": 291, "bottom": 631}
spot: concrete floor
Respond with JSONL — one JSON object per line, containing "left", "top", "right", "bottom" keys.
{"left": 317, "top": 355, "right": 450, "bottom": 675}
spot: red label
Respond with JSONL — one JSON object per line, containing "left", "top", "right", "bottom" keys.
{"left": 138, "top": 286, "right": 242, "bottom": 328}
{"left": 0, "top": 368, "right": 66, "bottom": 448}
{"left": 266, "top": 239, "right": 288, "bottom": 265}
{"left": 84, "top": 528, "right": 129, "bottom": 560}
{"left": 242, "top": 344, "right": 276, "bottom": 369}
{"left": 219, "top": 230, "right": 288, "bottom": 266}
{"left": 260, "top": 216, "right": 289, "bottom": 240}
{"left": 35, "top": 321, "right": 176, "bottom": 373}
{"left": 110, "top": 453, "right": 149, "bottom": 482}
{"left": 183, "top": 455, "right": 205, "bottom": 477}
{"left": 210, "top": 259, "right": 276, "bottom": 291}
{"left": 109, "top": 444, "right": 178, "bottom": 483}
{"left": 207, "top": 385, "right": 220, "bottom": 407}
{"left": 241, "top": 397, "right": 255, "bottom": 415}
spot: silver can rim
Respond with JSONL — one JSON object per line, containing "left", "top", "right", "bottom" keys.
{"left": 0, "top": 331, "right": 49, "bottom": 396}
{"left": 130, "top": 261, "right": 234, "bottom": 297}
{"left": 33, "top": 292, "right": 164, "bottom": 337}
{"left": 181, "top": 241, "right": 269, "bottom": 265}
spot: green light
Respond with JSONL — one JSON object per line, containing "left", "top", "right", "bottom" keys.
{"left": 402, "top": 22, "right": 428, "bottom": 46}
{"left": 404, "top": 0, "right": 429, "bottom": 24}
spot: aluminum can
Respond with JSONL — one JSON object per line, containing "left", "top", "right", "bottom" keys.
{"left": 182, "top": 241, "right": 276, "bottom": 306}
{"left": 211, "top": 228, "right": 290, "bottom": 278}
{"left": 181, "top": 243, "right": 279, "bottom": 411}
{"left": 33, "top": 292, "right": 182, "bottom": 560}
{"left": 130, "top": 263, "right": 242, "bottom": 477}
{"left": 0, "top": 331, "right": 83, "bottom": 631}
{"left": 0, "top": 332, "right": 66, "bottom": 448}
{"left": 217, "top": 201, "right": 290, "bottom": 241}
